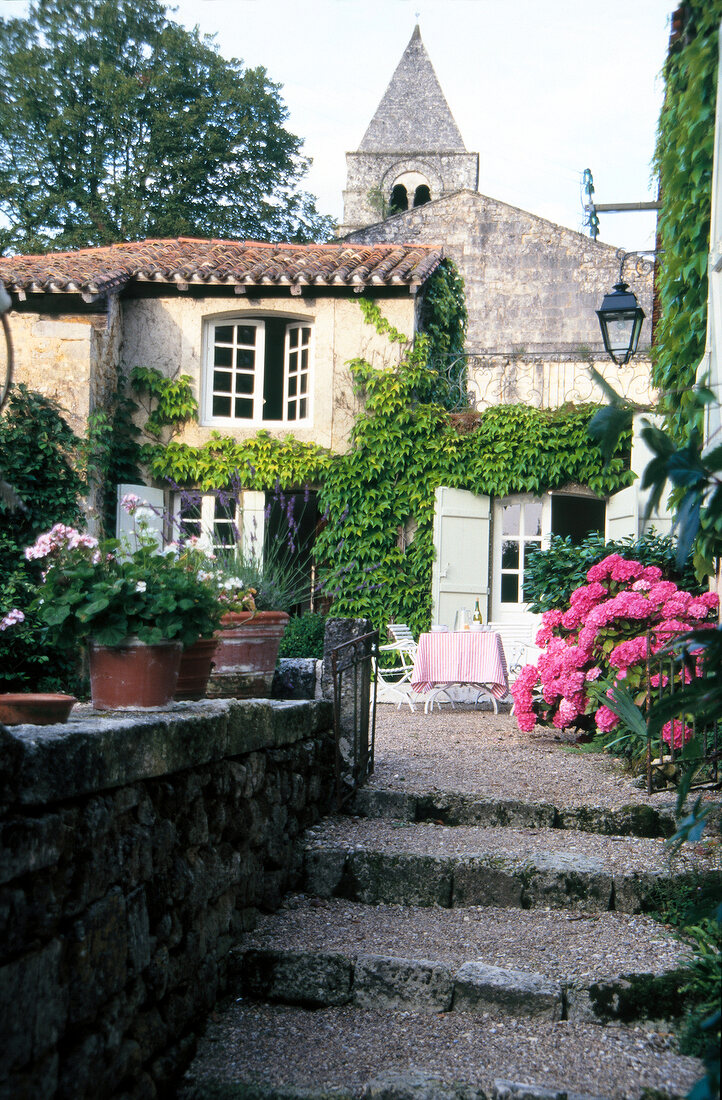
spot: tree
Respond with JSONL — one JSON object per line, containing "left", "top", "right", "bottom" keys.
{"left": 0, "top": 0, "right": 336, "bottom": 253}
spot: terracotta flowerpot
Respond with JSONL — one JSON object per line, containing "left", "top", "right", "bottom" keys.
{"left": 207, "top": 610, "right": 289, "bottom": 699}
{"left": 0, "top": 693, "right": 76, "bottom": 726}
{"left": 176, "top": 637, "right": 219, "bottom": 700}
{"left": 88, "top": 638, "right": 182, "bottom": 709}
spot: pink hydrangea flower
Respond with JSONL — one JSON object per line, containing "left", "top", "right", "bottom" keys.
{"left": 594, "top": 704, "right": 619, "bottom": 732}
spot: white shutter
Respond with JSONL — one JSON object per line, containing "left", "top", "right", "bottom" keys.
{"left": 116, "top": 484, "right": 165, "bottom": 550}
{"left": 606, "top": 485, "right": 637, "bottom": 541}
{"left": 241, "top": 490, "right": 266, "bottom": 560}
{"left": 431, "top": 486, "right": 491, "bottom": 628}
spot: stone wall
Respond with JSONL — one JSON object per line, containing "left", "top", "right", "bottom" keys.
{"left": 0, "top": 698, "right": 335, "bottom": 1099}
{"left": 345, "top": 190, "right": 655, "bottom": 357}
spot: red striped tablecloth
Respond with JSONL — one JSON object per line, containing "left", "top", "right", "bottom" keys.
{"left": 411, "top": 631, "right": 509, "bottom": 698}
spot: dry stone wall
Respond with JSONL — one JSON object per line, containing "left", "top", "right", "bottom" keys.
{"left": 0, "top": 698, "right": 335, "bottom": 1100}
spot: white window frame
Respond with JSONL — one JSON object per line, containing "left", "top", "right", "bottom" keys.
{"left": 203, "top": 316, "right": 313, "bottom": 427}
{"left": 174, "top": 491, "right": 266, "bottom": 557}
{"left": 491, "top": 493, "right": 550, "bottom": 620}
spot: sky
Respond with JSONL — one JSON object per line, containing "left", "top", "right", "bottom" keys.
{"left": 0, "top": 0, "right": 674, "bottom": 253}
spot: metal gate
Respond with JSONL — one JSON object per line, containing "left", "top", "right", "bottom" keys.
{"left": 330, "top": 630, "right": 378, "bottom": 810}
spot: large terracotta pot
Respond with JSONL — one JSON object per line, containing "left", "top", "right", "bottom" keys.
{"left": 88, "top": 638, "right": 182, "bottom": 709}
{"left": 0, "top": 693, "right": 76, "bottom": 726}
{"left": 207, "top": 610, "right": 289, "bottom": 699}
{"left": 176, "top": 637, "right": 219, "bottom": 701}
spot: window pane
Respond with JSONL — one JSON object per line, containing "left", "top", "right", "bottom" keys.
{"left": 288, "top": 327, "right": 299, "bottom": 348}
{"left": 234, "top": 397, "right": 253, "bottom": 418}
{"left": 302, "top": 327, "right": 311, "bottom": 343}
{"left": 524, "top": 541, "right": 541, "bottom": 569}
{"left": 502, "top": 503, "right": 520, "bottom": 535}
{"left": 501, "top": 574, "right": 519, "bottom": 603}
{"left": 214, "top": 346, "right": 232, "bottom": 368}
{"left": 299, "top": 398, "right": 307, "bottom": 418}
{"left": 234, "top": 373, "right": 254, "bottom": 395}
{"left": 501, "top": 540, "right": 519, "bottom": 569}
{"left": 287, "top": 354, "right": 298, "bottom": 375}
{"left": 286, "top": 403, "right": 297, "bottom": 421}
{"left": 236, "top": 325, "right": 256, "bottom": 345}
{"left": 215, "top": 325, "right": 233, "bottom": 343}
{"left": 213, "top": 394, "right": 231, "bottom": 417}
{"left": 213, "top": 370, "right": 232, "bottom": 393}
{"left": 236, "top": 349, "right": 255, "bottom": 369}
{"left": 301, "top": 349, "right": 309, "bottom": 370}
{"left": 300, "top": 374, "right": 308, "bottom": 395}
{"left": 288, "top": 375, "right": 297, "bottom": 396}
{"left": 526, "top": 500, "right": 543, "bottom": 537}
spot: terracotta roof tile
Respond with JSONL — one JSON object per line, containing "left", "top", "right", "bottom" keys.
{"left": 0, "top": 238, "right": 443, "bottom": 298}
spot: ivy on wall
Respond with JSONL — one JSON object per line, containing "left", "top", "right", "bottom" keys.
{"left": 653, "top": 1, "right": 721, "bottom": 440}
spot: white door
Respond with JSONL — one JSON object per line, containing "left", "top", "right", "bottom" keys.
{"left": 490, "top": 493, "right": 550, "bottom": 623}
{"left": 431, "top": 487, "right": 490, "bottom": 628}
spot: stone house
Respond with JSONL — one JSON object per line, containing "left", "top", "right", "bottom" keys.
{"left": 0, "top": 237, "right": 442, "bottom": 550}
{"left": 339, "top": 25, "right": 664, "bottom": 631}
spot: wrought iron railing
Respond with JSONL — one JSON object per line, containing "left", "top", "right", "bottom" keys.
{"left": 330, "top": 630, "right": 378, "bottom": 810}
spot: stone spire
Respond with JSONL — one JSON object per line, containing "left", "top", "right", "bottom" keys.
{"left": 359, "top": 25, "right": 467, "bottom": 153}
{"left": 339, "top": 26, "right": 479, "bottom": 236}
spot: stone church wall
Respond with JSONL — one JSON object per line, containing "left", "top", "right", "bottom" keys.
{"left": 345, "top": 191, "right": 655, "bottom": 358}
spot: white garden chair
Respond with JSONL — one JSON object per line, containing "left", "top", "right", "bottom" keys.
{"left": 372, "top": 623, "right": 419, "bottom": 711}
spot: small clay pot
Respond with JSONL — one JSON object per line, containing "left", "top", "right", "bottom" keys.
{"left": 0, "top": 693, "right": 77, "bottom": 726}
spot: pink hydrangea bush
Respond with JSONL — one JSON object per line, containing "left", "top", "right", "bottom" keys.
{"left": 512, "top": 553, "right": 718, "bottom": 738}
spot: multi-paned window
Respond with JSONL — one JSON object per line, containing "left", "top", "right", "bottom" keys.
{"left": 204, "top": 316, "right": 312, "bottom": 425}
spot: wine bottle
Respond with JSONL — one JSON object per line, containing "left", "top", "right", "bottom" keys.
{"left": 473, "top": 599, "right": 482, "bottom": 623}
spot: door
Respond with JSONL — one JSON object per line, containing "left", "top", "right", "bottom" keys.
{"left": 431, "top": 487, "right": 490, "bottom": 628}
{"left": 490, "top": 493, "right": 550, "bottom": 623}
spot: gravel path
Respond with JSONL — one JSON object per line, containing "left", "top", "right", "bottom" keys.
{"left": 187, "top": 1005, "right": 703, "bottom": 1100}
{"left": 239, "top": 896, "right": 688, "bottom": 981}
{"left": 370, "top": 707, "right": 722, "bottom": 814}
{"left": 305, "top": 816, "right": 720, "bottom": 876}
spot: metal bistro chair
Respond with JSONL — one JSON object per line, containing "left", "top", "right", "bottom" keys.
{"left": 372, "top": 623, "right": 419, "bottom": 711}
{"left": 485, "top": 620, "right": 542, "bottom": 713}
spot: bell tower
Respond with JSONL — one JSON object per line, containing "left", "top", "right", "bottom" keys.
{"left": 339, "top": 26, "right": 479, "bottom": 236}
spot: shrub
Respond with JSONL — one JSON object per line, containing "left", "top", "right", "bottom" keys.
{"left": 278, "top": 612, "right": 326, "bottom": 659}
{"left": 512, "top": 553, "right": 718, "bottom": 742}
{"left": 523, "top": 531, "right": 702, "bottom": 615}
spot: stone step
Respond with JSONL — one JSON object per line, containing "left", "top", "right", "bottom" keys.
{"left": 228, "top": 896, "right": 687, "bottom": 1027}
{"left": 302, "top": 817, "right": 720, "bottom": 913}
{"left": 180, "top": 1002, "right": 703, "bottom": 1100}
{"left": 354, "top": 787, "right": 680, "bottom": 839}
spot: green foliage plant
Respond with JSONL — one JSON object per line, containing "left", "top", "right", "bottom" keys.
{"left": 131, "top": 366, "right": 199, "bottom": 441}
{"left": 26, "top": 511, "right": 225, "bottom": 648}
{"left": 85, "top": 367, "right": 143, "bottom": 536}
{"left": 0, "top": 384, "right": 87, "bottom": 689}
{"left": 653, "top": 2, "right": 721, "bottom": 441}
{"left": 0, "top": 0, "right": 335, "bottom": 252}
{"left": 418, "top": 259, "right": 469, "bottom": 409}
{"left": 278, "top": 611, "right": 326, "bottom": 659}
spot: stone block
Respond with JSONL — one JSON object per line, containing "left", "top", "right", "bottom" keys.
{"left": 612, "top": 871, "right": 665, "bottom": 914}
{"left": 347, "top": 852, "right": 453, "bottom": 907}
{"left": 353, "top": 954, "right": 453, "bottom": 1012}
{"left": 241, "top": 948, "right": 352, "bottom": 1005}
{"left": 365, "top": 1070, "right": 485, "bottom": 1099}
{"left": 354, "top": 789, "right": 416, "bottom": 821}
{"left": 126, "top": 886, "right": 151, "bottom": 975}
{"left": 453, "top": 961, "right": 562, "bottom": 1020}
{"left": 68, "top": 889, "right": 128, "bottom": 1024}
{"left": 0, "top": 938, "right": 66, "bottom": 1072}
{"left": 493, "top": 1082, "right": 606, "bottom": 1100}
{"left": 304, "top": 847, "right": 348, "bottom": 897}
{"left": 0, "top": 815, "right": 64, "bottom": 885}
{"left": 521, "top": 854, "right": 613, "bottom": 912}
{"left": 452, "top": 858, "right": 524, "bottom": 908}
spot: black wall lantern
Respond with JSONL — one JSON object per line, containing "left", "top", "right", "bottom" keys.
{"left": 596, "top": 281, "right": 645, "bottom": 365}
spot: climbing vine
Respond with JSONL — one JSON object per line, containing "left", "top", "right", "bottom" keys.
{"left": 314, "top": 307, "right": 632, "bottom": 638}
{"left": 114, "top": 297, "right": 630, "bottom": 638}
{"left": 653, "top": 1, "right": 721, "bottom": 440}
